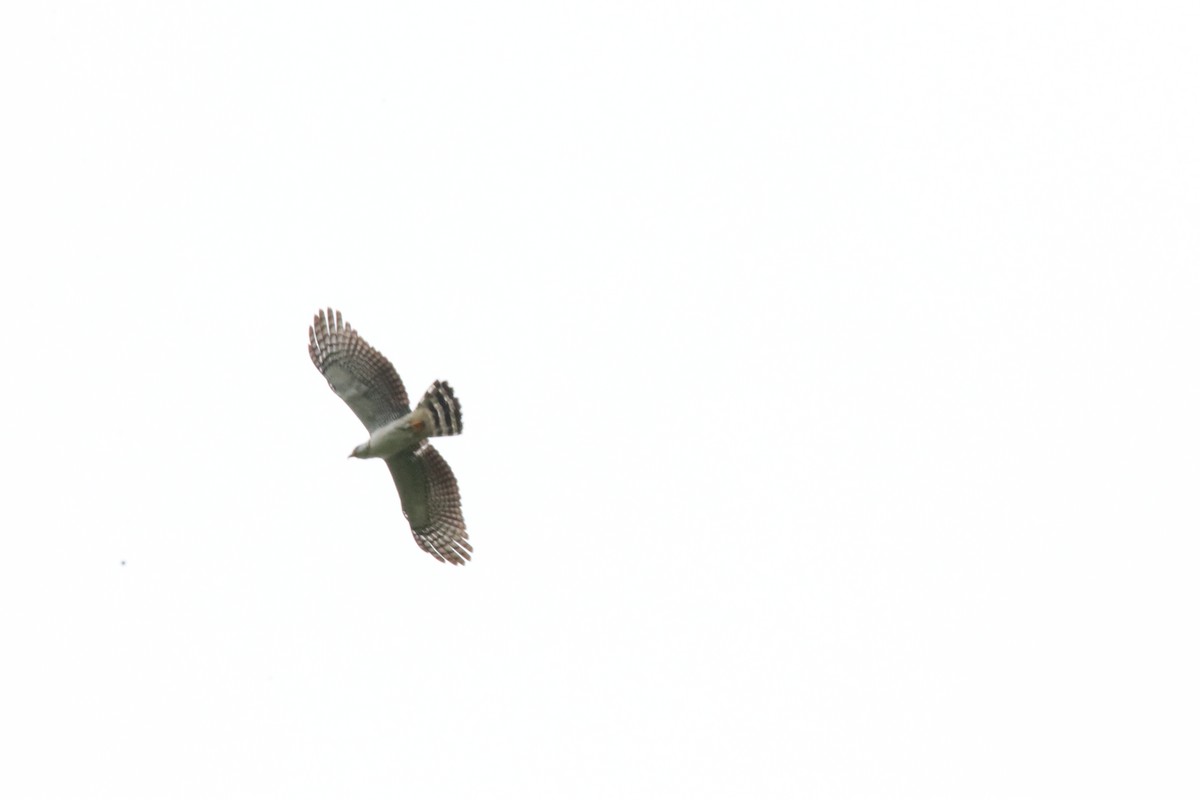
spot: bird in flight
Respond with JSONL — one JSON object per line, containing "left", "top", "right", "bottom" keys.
{"left": 308, "top": 308, "right": 471, "bottom": 564}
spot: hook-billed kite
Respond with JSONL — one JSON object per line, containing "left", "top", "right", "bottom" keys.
{"left": 308, "top": 308, "right": 471, "bottom": 564}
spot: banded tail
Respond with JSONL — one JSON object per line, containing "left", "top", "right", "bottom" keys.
{"left": 417, "top": 380, "right": 463, "bottom": 437}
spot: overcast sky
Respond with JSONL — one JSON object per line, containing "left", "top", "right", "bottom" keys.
{"left": 2, "top": 2, "right": 1198, "bottom": 798}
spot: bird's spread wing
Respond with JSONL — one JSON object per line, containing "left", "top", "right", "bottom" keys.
{"left": 386, "top": 442, "right": 471, "bottom": 565}
{"left": 309, "top": 308, "right": 410, "bottom": 432}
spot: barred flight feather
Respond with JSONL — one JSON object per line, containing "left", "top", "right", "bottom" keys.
{"left": 417, "top": 380, "right": 464, "bottom": 437}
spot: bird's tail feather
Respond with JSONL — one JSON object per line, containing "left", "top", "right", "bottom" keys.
{"left": 417, "top": 381, "right": 463, "bottom": 437}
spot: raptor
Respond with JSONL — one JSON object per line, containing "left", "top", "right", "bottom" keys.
{"left": 308, "top": 308, "right": 471, "bottom": 564}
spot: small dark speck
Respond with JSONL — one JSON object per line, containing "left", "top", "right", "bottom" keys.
{"left": 120, "top": 561, "right": 126, "bottom": 566}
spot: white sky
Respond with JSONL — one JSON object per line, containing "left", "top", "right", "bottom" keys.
{"left": 2, "top": 2, "right": 1198, "bottom": 798}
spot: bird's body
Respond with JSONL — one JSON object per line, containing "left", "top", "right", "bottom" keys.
{"left": 308, "top": 308, "right": 471, "bottom": 564}
{"left": 355, "top": 414, "right": 427, "bottom": 459}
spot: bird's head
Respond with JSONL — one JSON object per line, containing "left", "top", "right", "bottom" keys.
{"left": 349, "top": 443, "right": 370, "bottom": 459}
